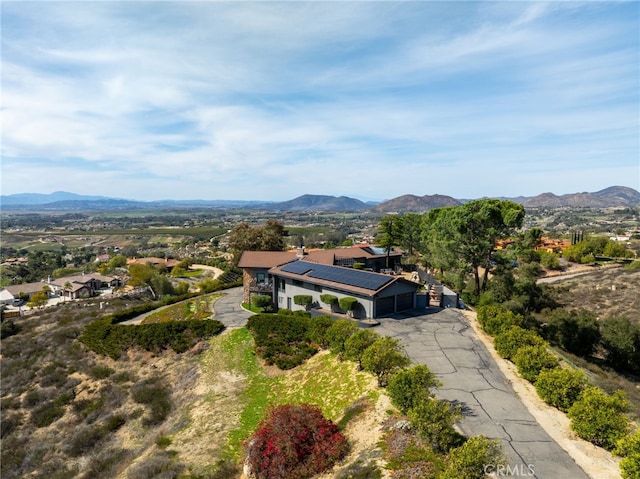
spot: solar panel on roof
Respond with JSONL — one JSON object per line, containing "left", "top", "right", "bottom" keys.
{"left": 280, "top": 261, "right": 313, "bottom": 275}
{"left": 306, "top": 262, "right": 393, "bottom": 291}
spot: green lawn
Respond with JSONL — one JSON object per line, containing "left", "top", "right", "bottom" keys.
{"left": 214, "top": 328, "right": 377, "bottom": 460}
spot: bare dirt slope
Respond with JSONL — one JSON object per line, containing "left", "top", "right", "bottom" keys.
{"left": 547, "top": 265, "right": 640, "bottom": 323}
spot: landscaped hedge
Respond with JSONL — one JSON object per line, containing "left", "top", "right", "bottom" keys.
{"left": 79, "top": 318, "right": 225, "bottom": 359}
{"left": 293, "top": 295, "right": 313, "bottom": 307}
{"left": 320, "top": 294, "right": 338, "bottom": 306}
{"left": 247, "top": 313, "right": 317, "bottom": 369}
{"left": 339, "top": 297, "right": 358, "bottom": 312}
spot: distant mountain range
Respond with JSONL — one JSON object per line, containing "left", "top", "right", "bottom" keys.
{"left": 1, "top": 186, "right": 638, "bottom": 212}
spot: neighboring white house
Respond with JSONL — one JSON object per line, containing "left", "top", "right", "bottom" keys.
{"left": 0, "top": 288, "right": 17, "bottom": 305}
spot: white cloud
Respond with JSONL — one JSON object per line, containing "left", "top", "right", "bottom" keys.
{"left": 1, "top": 1, "right": 637, "bottom": 201}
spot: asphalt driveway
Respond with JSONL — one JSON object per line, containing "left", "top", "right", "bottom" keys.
{"left": 376, "top": 308, "right": 589, "bottom": 479}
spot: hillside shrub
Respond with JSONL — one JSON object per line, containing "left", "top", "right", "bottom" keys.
{"left": 361, "top": 337, "right": 411, "bottom": 387}
{"left": 535, "top": 368, "right": 587, "bottom": 412}
{"left": 494, "top": 327, "right": 545, "bottom": 360}
{"left": 387, "top": 365, "right": 441, "bottom": 414}
{"left": 568, "top": 387, "right": 630, "bottom": 450}
{"left": 79, "top": 318, "right": 224, "bottom": 359}
{"left": 513, "top": 344, "right": 559, "bottom": 382}
{"left": 343, "top": 329, "right": 379, "bottom": 369}
{"left": 408, "top": 397, "right": 464, "bottom": 453}
{"left": 325, "top": 319, "right": 358, "bottom": 358}
{"left": 440, "top": 436, "right": 505, "bottom": 479}
{"left": 31, "top": 400, "right": 65, "bottom": 427}
{"left": 131, "top": 378, "right": 172, "bottom": 427}
{"left": 615, "top": 430, "right": 640, "bottom": 479}
{"left": 477, "top": 305, "right": 524, "bottom": 337}
{"left": 244, "top": 404, "right": 348, "bottom": 479}
{"left": 247, "top": 313, "right": 317, "bottom": 369}
{"left": 306, "top": 315, "right": 333, "bottom": 348}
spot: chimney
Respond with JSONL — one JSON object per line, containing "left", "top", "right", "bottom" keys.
{"left": 296, "top": 246, "right": 305, "bottom": 258}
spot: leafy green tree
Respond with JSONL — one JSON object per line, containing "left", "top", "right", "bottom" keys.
{"left": 174, "top": 282, "right": 190, "bottom": 296}
{"left": 545, "top": 308, "right": 600, "bottom": 357}
{"left": 377, "top": 215, "right": 403, "bottom": 268}
{"left": 228, "top": 220, "right": 287, "bottom": 264}
{"left": 440, "top": 436, "right": 505, "bottom": 479}
{"left": 600, "top": 316, "right": 640, "bottom": 374}
{"left": 260, "top": 219, "right": 287, "bottom": 251}
{"left": 386, "top": 365, "right": 441, "bottom": 413}
{"left": 361, "top": 337, "right": 410, "bottom": 387}
{"left": 343, "top": 329, "right": 379, "bottom": 370}
{"left": 399, "top": 213, "right": 423, "bottom": 257}
{"left": 27, "top": 291, "right": 49, "bottom": 309}
{"left": 568, "top": 387, "right": 630, "bottom": 450}
{"left": 421, "top": 199, "right": 525, "bottom": 297}
{"left": 408, "top": 397, "right": 464, "bottom": 453}
{"left": 539, "top": 251, "right": 561, "bottom": 270}
{"left": 535, "top": 368, "right": 587, "bottom": 412}
{"left": 513, "top": 344, "right": 559, "bottom": 382}
{"left": 128, "top": 263, "right": 156, "bottom": 287}
{"left": 325, "top": 319, "right": 358, "bottom": 357}
{"left": 604, "top": 241, "right": 633, "bottom": 258}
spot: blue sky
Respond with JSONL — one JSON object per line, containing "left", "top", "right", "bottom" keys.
{"left": 1, "top": 1, "right": 638, "bottom": 202}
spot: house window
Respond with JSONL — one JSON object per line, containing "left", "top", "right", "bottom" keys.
{"left": 314, "top": 285, "right": 322, "bottom": 292}
{"left": 279, "top": 281, "right": 286, "bottom": 292}
{"left": 256, "top": 273, "right": 266, "bottom": 283}
{"left": 293, "top": 280, "right": 303, "bottom": 287}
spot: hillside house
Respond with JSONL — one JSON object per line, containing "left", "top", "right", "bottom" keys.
{"left": 1, "top": 282, "right": 52, "bottom": 305}
{"left": 237, "top": 245, "right": 404, "bottom": 305}
{"left": 50, "top": 274, "right": 121, "bottom": 300}
{"left": 269, "top": 260, "right": 420, "bottom": 319}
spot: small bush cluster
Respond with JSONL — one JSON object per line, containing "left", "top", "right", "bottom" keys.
{"left": 244, "top": 404, "right": 348, "bottom": 479}
{"left": 247, "top": 314, "right": 317, "bottom": 369}
{"left": 493, "top": 326, "right": 545, "bottom": 360}
{"left": 615, "top": 430, "right": 640, "bottom": 479}
{"left": 534, "top": 368, "right": 587, "bottom": 412}
{"left": 477, "top": 305, "right": 524, "bottom": 337}
{"left": 568, "top": 387, "right": 630, "bottom": 451}
{"left": 480, "top": 303, "right": 634, "bottom": 469}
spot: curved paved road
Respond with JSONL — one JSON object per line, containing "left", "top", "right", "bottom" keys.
{"left": 213, "top": 288, "right": 589, "bottom": 478}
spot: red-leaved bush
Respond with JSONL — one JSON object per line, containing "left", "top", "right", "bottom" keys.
{"left": 244, "top": 403, "right": 349, "bottom": 479}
